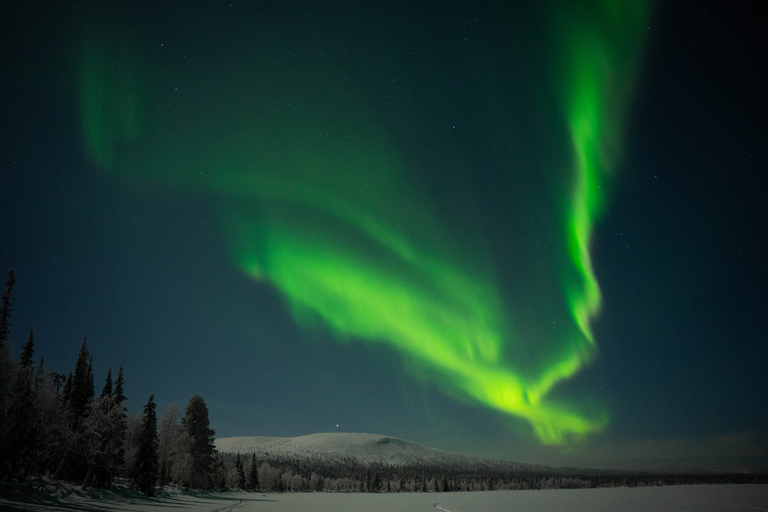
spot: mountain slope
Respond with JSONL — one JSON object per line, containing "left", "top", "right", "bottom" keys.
{"left": 215, "top": 432, "right": 478, "bottom": 466}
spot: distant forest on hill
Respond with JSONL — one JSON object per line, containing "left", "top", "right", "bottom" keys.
{"left": 1, "top": 269, "right": 766, "bottom": 497}
{"left": 213, "top": 451, "right": 768, "bottom": 493}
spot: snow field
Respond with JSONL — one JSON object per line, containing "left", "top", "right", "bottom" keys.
{"left": 1, "top": 485, "right": 766, "bottom": 512}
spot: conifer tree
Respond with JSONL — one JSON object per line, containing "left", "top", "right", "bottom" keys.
{"left": 181, "top": 395, "right": 216, "bottom": 489}
{"left": 70, "top": 339, "right": 94, "bottom": 423}
{"left": 133, "top": 395, "right": 158, "bottom": 496}
{"left": 112, "top": 366, "right": 127, "bottom": 471}
{"left": 248, "top": 453, "right": 259, "bottom": 490}
{"left": 100, "top": 369, "right": 113, "bottom": 399}
{"left": 56, "top": 339, "right": 96, "bottom": 482}
{"left": 86, "top": 357, "right": 94, "bottom": 404}
{"left": 0, "top": 269, "right": 15, "bottom": 345}
{"left": 236, "top": 453, "right": 246, "bottom": 489}
{"left": 62, "top": 372, "right": 73, "bottom": 404}
{"left": 20, "top": 329, "right": 34, "bottom": 368}
{"left": 114, "top": 366, "right": 126, "bottom": 408}
{"left": 0, "top": 269, "right": 16, "bottom": 474}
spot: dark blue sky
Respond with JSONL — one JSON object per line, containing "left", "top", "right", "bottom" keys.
{"left": 1, "top": 1, "right": 766, "bottom": 467}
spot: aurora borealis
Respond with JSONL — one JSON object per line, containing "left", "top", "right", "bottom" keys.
{"left": 73, "top": 0, "right": 650, "bottom": 445}
{"left": 2, "top": 0, "right": 767, "bottom": 465}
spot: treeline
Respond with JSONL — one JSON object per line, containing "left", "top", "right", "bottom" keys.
{"left": 0, "top": 270, "right": 218, "bottom": 496}
{"left": 211, "top": 452, "right": 768, "bottom": 494}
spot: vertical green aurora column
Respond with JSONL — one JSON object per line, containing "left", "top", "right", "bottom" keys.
{"left": 554, "top": 0, "right": 651, "bottom": 345}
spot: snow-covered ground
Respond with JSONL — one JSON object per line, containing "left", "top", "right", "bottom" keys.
{"left": 2, "top": 485, "right": 767, "bottom": 511}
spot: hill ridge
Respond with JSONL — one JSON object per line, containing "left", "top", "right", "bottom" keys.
{"left": 215, "top": 432, "right": 479, "bottom": 467}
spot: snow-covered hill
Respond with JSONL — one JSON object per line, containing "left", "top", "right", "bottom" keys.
{"left": 215, "top": 432, "right": 477, "bottom": 466}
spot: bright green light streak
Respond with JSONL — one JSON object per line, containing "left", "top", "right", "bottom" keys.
{"left": 75, "top": 1, "right": 648, "bottom": 445}
{"left": 235, "top": 217, "right": 606, "bottom": 444}
{"left": 558, "top": 0, "right": 651, "bottom": 344}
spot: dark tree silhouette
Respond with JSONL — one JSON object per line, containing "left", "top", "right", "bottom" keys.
{"left": 181, "top": 395, "right": 216, "bottom": 489}
{"left": 70, "top": 339, "right": 94, "bottom": 424}
{"left": 0, "top": 269, "right": 15, "bottom": 345}
{"left": 20, "top": 329, "right": 34, "bottom": 368}
{"left": 100, "top": 369, "right": 113, "bottom": 399}
{"left": 0, "top": 270, "right": 17, "bottom": 478}
{"left": 114, "top": 367, "right": 126, "bottom": 406}
{"left": 236, "top": 453, "right": 246, "bottom": 489}
{"left": 133, "top": 395, "right": 158, "bottom": 496}
{"left": 112, "top": 366, "right": 127, "bottom": 471}
{"left": 248, "top": 453, "right": 259, "bottom": 490}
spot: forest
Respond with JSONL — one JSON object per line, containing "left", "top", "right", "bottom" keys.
{"left": 0, "top": 270, "right": 216, "bottom": 496}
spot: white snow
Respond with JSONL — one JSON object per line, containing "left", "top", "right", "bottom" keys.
{"left": 2, "top": 485, "right": 767, "bottom": 512}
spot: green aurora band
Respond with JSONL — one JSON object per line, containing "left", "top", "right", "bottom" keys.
{"left": 76, "top": 1, "right": 649, "bottom": 445}
{"left": 554, "top": 1, "right": 651, "bottom": 346}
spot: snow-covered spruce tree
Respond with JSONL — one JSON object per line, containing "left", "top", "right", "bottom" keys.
{"left": 181, "top": 395, "right": 216, "bottom": 489}
{"left": 132, "top": 395, "right": 158, "bottom": 496}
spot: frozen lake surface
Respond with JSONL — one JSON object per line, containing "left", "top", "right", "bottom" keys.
{"left": 1, "top": 485, "right": 766, "bottom": 511}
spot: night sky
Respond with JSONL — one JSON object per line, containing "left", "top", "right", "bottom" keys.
{"left": 2, "top": 1, "right": 766, "bottom": 467}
